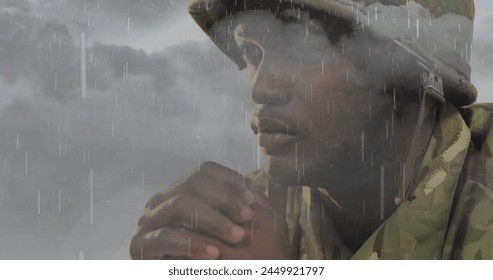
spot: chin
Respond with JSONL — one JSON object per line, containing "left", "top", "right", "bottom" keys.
{"left": 264, "top": 155, "right": 324, "bottom": 187}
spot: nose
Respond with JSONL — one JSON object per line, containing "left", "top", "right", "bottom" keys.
{"left": 250, "top": 59, "right": 292, "bottom": 106}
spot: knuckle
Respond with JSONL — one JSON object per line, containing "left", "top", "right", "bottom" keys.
{"left": 143, "top": 228, "right": 163, "bottom": 241}
{"left": 183, "top": 173, "right": 201, "bottom": 190}
{"left": 173, "top": 227, "right": 189, "bottom": 236}
{"left": 129, "top": 235, "right": 144, "bottom": 259}
{"left": 199, "top": 161, "right": 219, "bottom": 174}
{"left": 206, "top": 215, "right": 232, "bottom": 233}
{"left": 167, "top": 193, "right": 189, "bottom": 209}
{"left": 139, "top": 194, "right": 193, "bottom": 232}
{"left": 200, "top": 161, "right": 217, "bottom": 169}
{"left": 137, "top": 215, "right": 148, "bottom": 227}
{"left": 227, "top": 202, "right": 245, "bottom": 216}
{"left": 164, "top": 228, "right": 190, "bottom": 249}
{"left": 145, "top": 192, "right": 166, "bottom": 210}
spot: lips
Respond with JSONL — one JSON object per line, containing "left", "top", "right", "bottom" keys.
{"left": 251, "top": 116, "right": 297, "bottom": 152}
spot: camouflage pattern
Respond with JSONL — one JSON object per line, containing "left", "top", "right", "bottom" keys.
{"left": 189, "top": 0, "right": 477, "bottom": 105}
{"left": 442, "top": 104, "right": 493, "bottom": 259}
{"left": 246, "top": 99, "right": 493, "bottom": 259}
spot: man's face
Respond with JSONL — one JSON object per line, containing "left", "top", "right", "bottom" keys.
{"left": 235, "top": 11, "right": 381, "bottom": 187}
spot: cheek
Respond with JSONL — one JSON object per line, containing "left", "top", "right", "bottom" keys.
{"left": 295, "top": 74, "right": 347, "bottom": 124}
{"left": 311, "top": 68, "right": 372, "bottom": 116}
{"left": 300, "top": 82, "right": 374, "bottom": 146}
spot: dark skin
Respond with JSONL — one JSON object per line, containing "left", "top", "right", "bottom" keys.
{"left": 130, "top": 11, "right": 427, "bottom": 259}
{"left": 318, "top": 100, "right": 424, "bottom": 252}
{"left": 129, "top": 162, "right": 290, "bottom": 259}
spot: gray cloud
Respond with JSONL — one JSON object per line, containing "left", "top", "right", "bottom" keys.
{"left": 31, "top": 0, "right": 184, "bottom": 32}
{"left": 29, "top": 0, "right": 197, "bottom": 51}
{"left": 0, "top": 0, "right": 255, "bottom": 259}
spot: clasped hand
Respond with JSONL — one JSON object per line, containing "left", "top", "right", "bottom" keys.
{"left": 130, "top": 162, "right": 290, "bottom": 260}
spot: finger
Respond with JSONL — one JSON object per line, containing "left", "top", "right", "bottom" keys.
{"left": 249, "top": 191, "right": 288, "bottom": 234}
{"left": 146, "top": 162, "right": 255, "bottom": 213}
{"left": 185, "top": 174, "right": 254, "bottom": 223}
{"left": 200, "top": 162, "right": 256, "bottom": 204}
{"left": 144, "top": 177, "right": 187, "bottom": 211}
{"left": 251, "top": 190, "right": 274, "bottom": 211}
{"left": 130, "top": 227, "right": 221, "bottom": 260}
{"left": 141, "top": 193, "right": 246, "bottom": 244}
{"left": 168, "top": 162, "right": 255, "bottom": 205}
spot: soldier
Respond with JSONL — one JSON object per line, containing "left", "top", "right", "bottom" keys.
{"left": 130, "top": 0, "right": 493, "bottom": 259}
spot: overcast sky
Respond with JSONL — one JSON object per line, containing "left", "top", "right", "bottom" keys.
{"left": 0, "top": 0, "right": 254, "bottom": 259}
{"left": 0, "top": 0, "right": 492, "bottom": 259}
{"left": 471, "top": 0, "right": 493, "bottom": 100}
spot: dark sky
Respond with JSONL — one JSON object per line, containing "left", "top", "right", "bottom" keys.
{"left": 0, "top": 0, "right": 492, "bottom": 259}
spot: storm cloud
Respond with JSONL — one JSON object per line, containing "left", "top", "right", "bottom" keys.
{"left": 0, "top": 0, "right": 255, "bottom": 259}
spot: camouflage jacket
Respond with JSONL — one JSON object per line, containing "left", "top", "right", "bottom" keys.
{"left": 247, "top": 102, "right": 493, "bottom": 260}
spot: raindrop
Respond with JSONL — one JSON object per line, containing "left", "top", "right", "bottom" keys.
{"left": 127, "top": 14, "right": 131, "bottom": 35}
{"left": 54, "top": 72, "right": 58, "bottom": 92}
{"left": 380, "top": 166, "right": 385, "bottom": 221}
{"left": 25, "top": 152, "right": 28, "bottom": 176}
{"left": 361, "top": 132, "right": 365, "bottom": 162}
{"left": 80, "top": 32, "right": 87, "bottom": 99}
{"left": 89, "top": 168, "right": 94, "bottom": 225}
{"left": 407, "top": 10, "right": 411, "bottom": 29}
{"left": 294, "top": 142, "right": 298, "bottom": 170}
{"left": 37, "top": 190, "right": 41, "bottom": 216}
{"left": 142, "top": 172, "right": 146, "bottom": 199}
{"left": 125, "top": 97, "right": 128, "bottom": 119}
{"left": 58, "top": 190, "right": 61, "bottom": 215}
{"left": 362, "top": 199, "right": 366, "bottom": 216}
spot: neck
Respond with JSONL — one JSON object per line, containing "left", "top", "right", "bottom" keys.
{"left": 320, "top": 98, "right": 436, "bottom": 251}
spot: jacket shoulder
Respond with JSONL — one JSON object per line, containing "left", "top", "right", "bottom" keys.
{"left": 460, "top": 103, "right": 493, "bottom": 149}
{"left": 446, "top": 103, "right": 493, "bottom": 259}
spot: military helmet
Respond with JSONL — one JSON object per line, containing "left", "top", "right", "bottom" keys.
{"left": 189, "top": 0, "right": 477, "bottom": 106}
